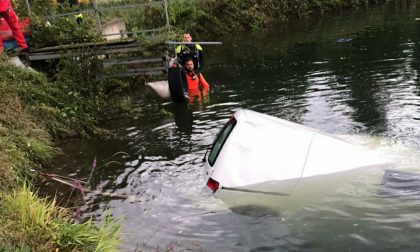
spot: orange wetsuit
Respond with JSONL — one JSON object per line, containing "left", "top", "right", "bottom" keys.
{"left": 185, "top": 71, "right": 209, "bottom": 103}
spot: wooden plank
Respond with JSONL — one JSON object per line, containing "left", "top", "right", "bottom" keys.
{"left": 31, "top": 39, "right": 138, "bottom": 53}
{"left": 123, "top": 66, "right": 166, "bottom": 73}
{"left": 103, "top": 58, "right": 163, "bottom": 68}
{"left": 110, "top": 66, "right": 166, "bottom": 77}
{"left": 29, "top": 53, "right": 63, "bottom": 61}
{"left": 112, "top": 71, "right": 165, "bottom": 77}
{"left": 102, "top": 27, "right": 166, "bottom": 37}
{"left": 98, "top": 45, "right": 140, "bottom": 54}
{"left": 29, "top": 45, "right": 141, "bottom": 61}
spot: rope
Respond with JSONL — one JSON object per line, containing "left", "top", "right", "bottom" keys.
{"left": 289, "top": 135, "right": 314, "bottom": 194}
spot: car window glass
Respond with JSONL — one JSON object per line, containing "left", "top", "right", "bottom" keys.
{"left": 208, "top": 118, "right": 237, "bottom": 166}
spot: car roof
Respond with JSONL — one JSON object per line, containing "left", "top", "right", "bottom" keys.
{"left": 209, "top": 109, "right": 388, "bottom": 188}
{"left": 233, "top": 109, "right": 335, "bottom": 139}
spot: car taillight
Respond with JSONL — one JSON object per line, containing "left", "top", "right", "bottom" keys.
{"left": 207, "top": 178, "right": 219, "bottom": 193}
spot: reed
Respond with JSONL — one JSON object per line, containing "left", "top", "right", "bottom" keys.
{"left": 0, "top": 184, "right": 121, "bottom": 251}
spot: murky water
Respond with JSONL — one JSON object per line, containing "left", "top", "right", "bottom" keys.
{"left": 53, "top": 1, "right": 420, "bottom": 251}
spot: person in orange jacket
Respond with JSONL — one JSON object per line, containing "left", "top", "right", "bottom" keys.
{"left": 0, "top": 0, "right": 28, "bottom": 53}
{"left": 183, "top": 58, "right": 209, "bottom": 103}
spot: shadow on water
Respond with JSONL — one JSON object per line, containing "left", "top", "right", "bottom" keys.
{"left": 379, "top": 169, "right": 420, "bottom": 200}
{"left": 172, "top": 103, "right": 194, "bottom": 134}
{"left": 49, "top": 1, "right": 420, "bottom": 251}
{"left": 229, "top": 205, "right": 282, "bottom": 218}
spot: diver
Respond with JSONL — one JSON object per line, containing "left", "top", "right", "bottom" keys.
{"left": 176, "top": 32, "right": 203, "bottom": 71}
{"left": 183, "top": 57, "right": 209, "bottom": 103}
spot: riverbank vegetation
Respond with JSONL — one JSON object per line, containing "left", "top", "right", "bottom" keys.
{"left": 168, "top": 0, "right": 389, "bottom": 38}
{"left": 0, "top": 56, "right": 123, "bottom": 250}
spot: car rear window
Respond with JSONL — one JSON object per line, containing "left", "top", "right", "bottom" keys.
{"left": 208, "top": 117, "right": 237, "bottom": 166}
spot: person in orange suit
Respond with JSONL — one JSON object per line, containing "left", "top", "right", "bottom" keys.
{"left": 0, "top": 0, "right": 28, "bottom": 53}
{"left": 183, "top": 58, "right": 209, "bottom": 103}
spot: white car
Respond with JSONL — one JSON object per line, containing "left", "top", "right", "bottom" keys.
{"left": 204, "top": 109, "right": 390, "bottom": 195}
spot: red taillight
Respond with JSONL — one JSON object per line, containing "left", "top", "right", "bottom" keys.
{"left": 207, "top": 178, "right": 219, "bottom": 192}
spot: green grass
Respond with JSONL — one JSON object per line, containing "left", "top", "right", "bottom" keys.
{"left": 0, "top": 184, "right": 121, "bottom": 251}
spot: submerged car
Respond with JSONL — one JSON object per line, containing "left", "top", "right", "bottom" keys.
{"left": 204, "top": 109, "right": 390, "bottom": 195}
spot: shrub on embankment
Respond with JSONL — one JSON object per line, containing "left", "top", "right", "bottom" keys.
{"left": 168, "top": 0, "right": 389, "bottom": 39}
{"left": 0, "top": 57, "right": 122, "bottom": 250}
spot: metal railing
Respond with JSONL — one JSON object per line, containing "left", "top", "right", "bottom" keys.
{"left": 23, "top": 0, "right": 170, "bottom": 38}
{"left": 167, "top": 42, "right": 223, "bottom": 45}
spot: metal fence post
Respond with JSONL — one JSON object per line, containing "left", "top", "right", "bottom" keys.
{"left": 24, "top": 0, "right": 31, "bottom": 17}
{"left": 163, "top": 0, "right": 170, "bottom": 31}
{"left": 93, "top": 0, "right": 102, "bottom": 31}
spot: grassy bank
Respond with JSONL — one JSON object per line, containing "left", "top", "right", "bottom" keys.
{"left": 0, "top": 55, "right": 117, "bottom": 190}
{"left": 0, "top": 56, "right": 123, "bottom": 250}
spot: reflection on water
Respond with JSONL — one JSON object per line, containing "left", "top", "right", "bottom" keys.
{"left": 53, "top": 1, "right": 420, "bottom": 251}
{"left": 172, "top": 103, "right": 194, "bottom": 134}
